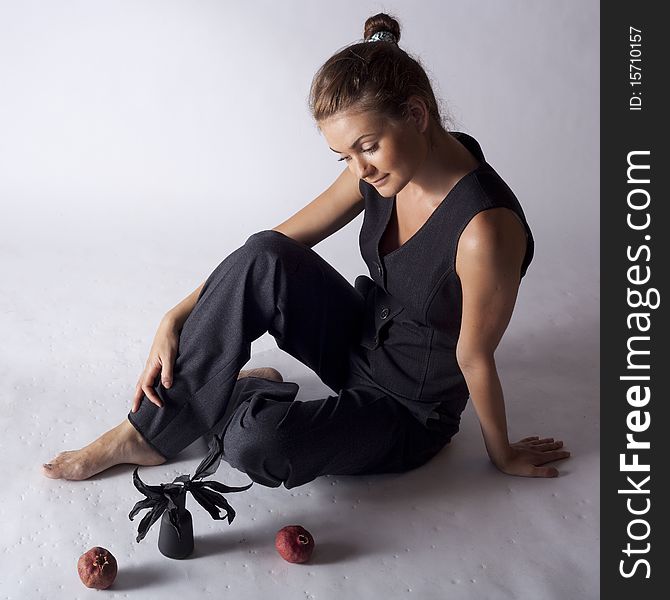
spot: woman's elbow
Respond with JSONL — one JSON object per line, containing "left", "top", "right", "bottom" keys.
{"left": 456, "top": 346, "right": 496, "bottom": 373}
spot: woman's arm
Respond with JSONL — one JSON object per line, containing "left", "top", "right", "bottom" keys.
{"left": 161, "top": 168, "right": 363, "bottom": 331}
{"left": 455, "top": 207, "right": 570, "bottom": 477}
{"left": 273, "top": 166, "right": 364, "bottom": 248}
{"left": 162, "top": 282, "right": 205, "bottom": 333}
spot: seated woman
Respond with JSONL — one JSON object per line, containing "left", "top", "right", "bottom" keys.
{"left": 42, "top": 12, "right": 570, "bottom": 486}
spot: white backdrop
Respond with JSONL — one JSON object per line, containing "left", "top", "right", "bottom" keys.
{"left": 1, "top": 0, "right": 599, "bottom": 319}
{"left": 0, "top": 3, "right": 599, "bottom": 599}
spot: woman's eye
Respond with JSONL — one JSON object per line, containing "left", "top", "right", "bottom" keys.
{"left": 337, "top": 144, "right": 378, "bottom": 162}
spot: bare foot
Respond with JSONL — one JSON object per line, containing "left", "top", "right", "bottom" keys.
{"left": 41, "top": 419, "right": 166, "bottom": 481}
{"left": 237, "top": 367, "right": 283, "bottom": 382}
{"left": 41, "top": 367, "right": 282, "bottom": 481}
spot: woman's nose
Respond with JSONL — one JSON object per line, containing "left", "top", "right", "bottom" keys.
{"left": 352, "top": 156, "right": 373, "bottom": 180}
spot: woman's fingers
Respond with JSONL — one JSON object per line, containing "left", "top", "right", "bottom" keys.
{"left": 530, "top": 465, "right": 559, "bottom": 478}
{"left": 533, "top": 449, "right": 571, "bottom": 465}
{"left": 132, "top": 360, "right": 164, "bottom": 410}
{"left": 130, "top": 378, "right": 144, "bottom": 413}
{"left": 142, "top": 378, "right": 163, "bottom": 408}
{"left": 534, "top": 440, "right": 564, "bottom": 451}
{"left": 517, "top": 437, "right": 565, "bottom": 449}
{"left": 529, "top": 437, "right": 554, "bottom": 445}
{"left": 161, "top": 360, "right": 173, "bottom": 388}
{"left": 131, "top": 378, "right": 163, "bottom": 412}
{"left": 131, "top": 385, "right": 140, "bottom": 413}
{"left": 147, "top": 359, "right": 166, "bottom": 407}
{"left": 131, "top": 323, "right": 180, "bottom": 412}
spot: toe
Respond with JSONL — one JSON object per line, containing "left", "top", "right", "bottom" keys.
{"left": 42, "top": 451, "right": 84, "bottom": 480}
{"left": 41, "top": 462, "right": 60, "bottom": 479}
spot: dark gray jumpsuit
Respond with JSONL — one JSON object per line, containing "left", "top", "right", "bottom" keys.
{"left": 127, "top": 132, "right": 535, "bottom": 489}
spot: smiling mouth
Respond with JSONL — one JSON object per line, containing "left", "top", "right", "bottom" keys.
{"left": 371, "top": 175, "right": 388, "bottom": 184}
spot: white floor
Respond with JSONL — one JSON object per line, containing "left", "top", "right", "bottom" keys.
{"left": 0, "top": 238, "right": 599, "bottom": 600}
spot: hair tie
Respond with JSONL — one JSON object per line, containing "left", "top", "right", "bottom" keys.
{"left": 367, "top": 30, "right": 397, "bottom": 44}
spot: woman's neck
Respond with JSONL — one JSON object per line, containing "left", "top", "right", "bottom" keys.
{"left": 398, "top": 127, "right": 480, "bottom": 206}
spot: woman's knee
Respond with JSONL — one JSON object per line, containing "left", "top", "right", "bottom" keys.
{"left": 240, "top": 230, "right": 306, "bottom": 279}
{"left": 221, "top": 401, "right": 294, "bottom": 486}
{"left": 244, "top": 229, "right": 298, "bottom": 258}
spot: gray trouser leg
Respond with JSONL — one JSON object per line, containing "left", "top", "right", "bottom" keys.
{"left": 218, "top": 375, "right": 450, "bottom": 489}
{"left": 127, "top": 230, "right": 365, "bottom": 459}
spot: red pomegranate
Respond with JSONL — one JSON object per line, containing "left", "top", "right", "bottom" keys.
{"left": 275, "top": 525, "right": 315, "bottom": 563}
{"left": 77, "top": 546, "right": 118, "bottom": 589}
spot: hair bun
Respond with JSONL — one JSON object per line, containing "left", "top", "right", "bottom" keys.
{"left": 363, "top": 13, "right": 401, "bottom": 44}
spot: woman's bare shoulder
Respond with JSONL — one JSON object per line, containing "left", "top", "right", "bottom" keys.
{"left": 456, "top": 207, "right": 527, "bottom": 277}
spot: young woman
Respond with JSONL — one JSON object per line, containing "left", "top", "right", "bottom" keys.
{"left": 42, "top": 13, "right": 570, "bottom": 485}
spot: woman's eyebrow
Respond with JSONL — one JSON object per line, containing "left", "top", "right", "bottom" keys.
{"left": 329, "top": 133, "right": 376, "bottom": 153}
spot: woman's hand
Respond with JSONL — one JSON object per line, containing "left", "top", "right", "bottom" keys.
{"left": 493, "top": 436, "right": 571, "bottom": 478}
{"left": 131, "top": 316, "right": 181, "bottom": 413}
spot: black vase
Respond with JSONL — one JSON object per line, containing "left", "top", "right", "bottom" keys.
{"left": 158, "top": 491, "right": 194, "bottom": 559}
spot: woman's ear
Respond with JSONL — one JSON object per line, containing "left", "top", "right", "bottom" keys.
{"left": 405, "top": 95, "right": 430, "bottom": 133}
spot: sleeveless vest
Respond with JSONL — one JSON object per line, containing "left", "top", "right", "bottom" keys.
{"left": 354, "top": 132, "right": 535, "bottom": 426}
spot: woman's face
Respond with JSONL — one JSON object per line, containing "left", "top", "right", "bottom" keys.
{"left": 319, "top": 108, "right": 427, "bottom": 196}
